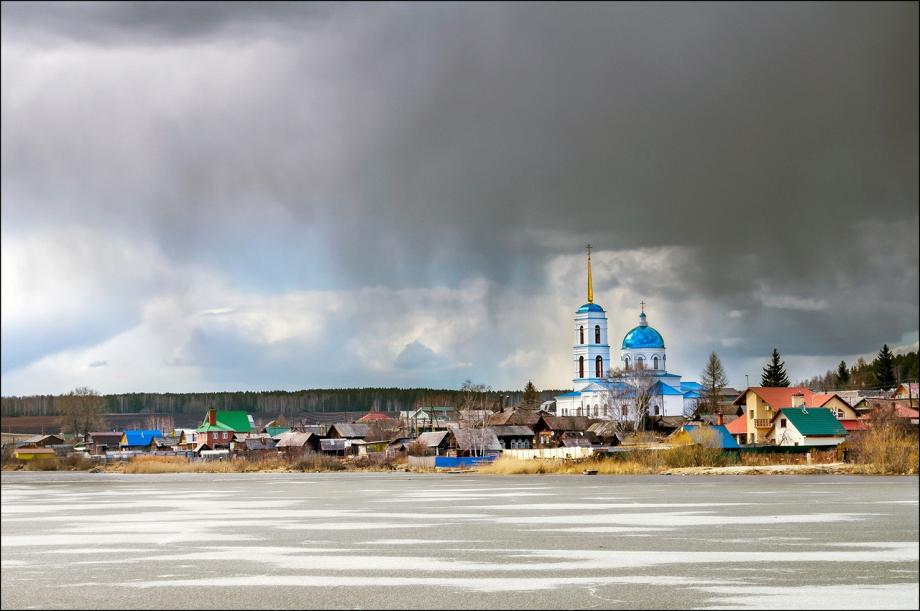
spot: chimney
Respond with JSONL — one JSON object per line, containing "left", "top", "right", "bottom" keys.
{"left": 716, "top": 412, "right": 724, "bottom": 426}
{"left": 791, "top": 393, "right": 805, "bottom": 408}
{"left": 208, "top": 407, "right": 217, "bottom": 426}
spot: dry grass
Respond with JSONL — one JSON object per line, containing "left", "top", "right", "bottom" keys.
{"left": 123, "top": 456, "right": 292, "bottom": 474}
{"left": 848, "top": 419, "right": 919, "bottom": 475}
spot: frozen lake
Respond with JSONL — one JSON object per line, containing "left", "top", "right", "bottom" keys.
{"left": 2, "top": 472, "right": 918, "bottom": 609}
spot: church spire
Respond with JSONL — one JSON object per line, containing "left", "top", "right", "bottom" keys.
{"left": 586, "top": 244, "right": 594, "bottom": 303}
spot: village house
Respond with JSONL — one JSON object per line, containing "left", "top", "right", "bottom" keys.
{"left": 120, "top": 430, "right": 163, "bottom": 452}
{"left": 415, "top": 431, "right": 450, "bottom": 456}
{"left": 196, "top": 408, "right": 254, "bottom": 448}
{"left": 445, "top": 426, "right": 502, "bottom": 457}
{"left": 733, "top": 387, "right": 835, "bottom": 444}
{"left": 491, "top": 425, "right": 534, "bottom": 449}
{"left": 175, "top": 429, "right": 198, "bottom": 450}
{"left": 275, "top": 431, "right": 321, "bottom": 456}
{"left": 84, "top": 431, "right": 123, "bottom": 455}
{"left": 767, "top": 407, "right": 847, "bottom": 446}
{"left": 532, "top": 414, "right": 596, "bottom": 447}
{"left": 147, "top": 436, "right": 178, "bottom": 452}
{"left": 17, "top": 434, "right": 64, "bottom": 448}
{"left": 327, "top": 423, "right": 369, "bottom": 440}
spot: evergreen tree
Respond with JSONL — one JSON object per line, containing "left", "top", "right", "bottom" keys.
{"left": 521, "top": 380, "right": 540, "bottom": 410}
{"left": 874, "top": 344, "right": 897, "bottom": 389}
{"left": 761, "top": 348, "right": 790, "bottom": 387}
{"left": 836, "top": 361, "right": 850, "bottom": 387}
{"left": 698, "top": 352, "right": 728, "bottom": 414}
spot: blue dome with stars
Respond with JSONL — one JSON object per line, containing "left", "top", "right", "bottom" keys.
{"left": 622, "top": 312, "right": 664, "bottom": 349}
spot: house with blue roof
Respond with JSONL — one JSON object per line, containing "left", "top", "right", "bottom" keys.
{"left": 120, "top": 430, "right": 164, "bottom": 451}
{"left": 671, "top": 424, "right": 740, "bottom": 449}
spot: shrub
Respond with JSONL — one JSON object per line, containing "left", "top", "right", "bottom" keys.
{"left": 848, "top": 413, "right": 919, "bottom": 475}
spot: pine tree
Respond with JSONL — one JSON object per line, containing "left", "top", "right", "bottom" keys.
{"left": 521, "top": 380, "right": 540, "bottom": 410}
{"left": 698, "top": 352, "right": 728, "bottom": 414}
{"left": 836, "top": 361, "right": 850, "bottom": 387}
{"left": 874, "top": 344, "right": 897, "bottom": 389}
{"left": 761, "top": 348, "right": 790, "bottom": 387}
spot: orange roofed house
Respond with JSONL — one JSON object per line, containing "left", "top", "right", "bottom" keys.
{"left": 732, "top": 387, "right": 855, "bottom": 444}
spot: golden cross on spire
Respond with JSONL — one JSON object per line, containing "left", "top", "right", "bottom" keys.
{"left": 640, "top": 300, "right": 645, "bottom": 313}
{"left": 586, "top": 243, "right": 594, "bottom": 303}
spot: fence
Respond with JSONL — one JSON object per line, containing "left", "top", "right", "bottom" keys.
{"left": 503, "top": 447, "right": 597, "bottom": 460}
{"left": 408, "top": 455, "right": 436, "bottom": 469}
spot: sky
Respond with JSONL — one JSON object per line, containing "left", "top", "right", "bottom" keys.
{"left": 1, "top": 2, "right": 918, "bottom": 396}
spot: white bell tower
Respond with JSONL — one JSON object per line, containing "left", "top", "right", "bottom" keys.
{"left": 572, "top": 245, "right": 611, "bottom": 390}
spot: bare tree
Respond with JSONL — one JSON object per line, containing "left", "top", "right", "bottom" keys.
{"left": 55, "top": 387, "right": 106, "bottom": 437}
{"left": 143, "top": 414, "right": 176, "bottom": 434}
{"left": 603, "top": 366, "right": 658, "bottom": 432}
{"left": 457, "top": 379, "right": 492, "bottom": 456}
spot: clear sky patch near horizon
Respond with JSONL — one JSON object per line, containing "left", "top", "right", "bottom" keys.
{"left": 1, "top": 2, "right": 917, "bottom": 395}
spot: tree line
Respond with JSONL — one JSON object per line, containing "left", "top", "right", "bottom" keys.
{"left": 1, "top": 386, "right": 562, "bottom": 419}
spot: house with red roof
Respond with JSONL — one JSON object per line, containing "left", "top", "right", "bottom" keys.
{"left": 732, "top": 387, "right": 829, "bottom": 444}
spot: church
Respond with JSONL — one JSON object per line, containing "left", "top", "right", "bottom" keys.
{"left": 554, "top": 247, "right": 701, "bottom": 421}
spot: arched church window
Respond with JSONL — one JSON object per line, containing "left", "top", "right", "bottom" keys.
{"left": 594, "top": 325, "right": 601, "bottom": 344}
{"left": 654, "top": 405, "right": 660, "bottom": 416}
{"left": 593, "top": 405, "right": 598, "bottom": 417}
{"left": 578, "top": 356, "right": 585, "bottom": 378}
{"left": 624, "top": 356, "right": 630, "bottom": 370}
{"left": 621, "top": 405, "right": 628, "bottom": 417}
{"left": 579, "top": 326, "right": 584, "bottom": 344}
{"left": 653, "top": 356, "right": 659, "bottom": 370}
{"left": 637, "top": 356, "right": 645, "bottom": 370}
{"left": 595, "top": 356, "right": 603, "bottom": 378}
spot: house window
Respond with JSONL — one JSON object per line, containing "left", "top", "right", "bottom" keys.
{"left": 579, "top": 326, "right": 584, "bottom": 344}
{"left": 653, "top": 356, "right": 659, "bottom": 369}
{"left": 578, "top": 356, "right": 585, "bottom": 378}
{"left": 780, "top": 418, "right": 787, "bottom": 428}
{"left": 594, "top": 325, "right": 601, "bottom": 344}
{"left": 595, "top": 356, "right": 603, "bottom": 377}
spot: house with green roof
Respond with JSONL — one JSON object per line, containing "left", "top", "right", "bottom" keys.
{"left": 767, "top": 407, "right": 847, "bottom": 447}
{"left": 196, "top": 407, "right": 254, "bottom": 448}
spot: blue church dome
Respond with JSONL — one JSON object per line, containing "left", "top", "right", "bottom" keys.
{"left": 576, "top": 303, "right": 605, "bottom": 314}
{"left": 622, "top": 311, "right": 664, "bottom": 349}
{"left": 622, "top": 325, "right": 665, "bottom": 349}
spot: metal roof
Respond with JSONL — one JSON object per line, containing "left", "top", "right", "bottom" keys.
{"left": 276, "top": 431, "right": 317, "bottom": 448}
{"left": 330, "top": 423, "right": 370, "bottom": 438}
{"left": 777, "top": 407, "right": 847, "bottom": 436}
{"left": 196, "top": 410, "right": 254, "bottom": 433}
{"left": 121, "top": 430, "right": 163, "bottom": 446}
{"left": 417, "top": 431, "right": 449, "bottom": 447}
{"left": 491, "top": 425, "right": 535, "bottom": 437}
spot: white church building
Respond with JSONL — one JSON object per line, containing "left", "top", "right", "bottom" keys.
{"left": 554, "top": 247, "right": 701, "bottom": 420}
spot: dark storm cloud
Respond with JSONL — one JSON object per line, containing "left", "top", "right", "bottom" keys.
{"left": 2, "top": 1, "right": 917, "bottom": 385}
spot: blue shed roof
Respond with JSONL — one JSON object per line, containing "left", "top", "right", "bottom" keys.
{"left": 680, "top": 425, "right": 740, "bottom": 449}
{"left": 121, "top": 430, "right": 163, "bottom": 446}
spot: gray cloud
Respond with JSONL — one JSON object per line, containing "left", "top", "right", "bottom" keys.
{"left": 1, "top": 2, "right": 917, "bottom": 391}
